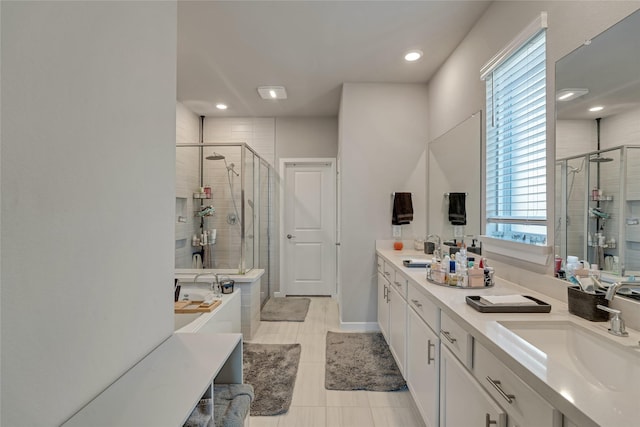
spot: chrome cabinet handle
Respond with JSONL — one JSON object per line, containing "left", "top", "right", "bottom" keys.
{"left": 384, "top": 271, "right": 391, "bottom": 277}
{"left": 411, "top": 299, "right": 422, "bottom": 308}
{"left": 441, "top": 330, "right": 457, "bottom": 344}
{"left": 486, "top": 376, "right": 515, "bottom": 404}
{"left": 394, "top": 281, "right": 402, "bottom": 287}
{"left": 383, "top": 284, "right": 388, "bottom": 300}
{"left": 427, "top": 339, "right": 435, "bottom": 364}
{"left": 485, "top": 413, "right": 497, "bottom": 426}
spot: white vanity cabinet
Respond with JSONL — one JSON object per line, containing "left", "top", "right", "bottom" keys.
{"left": 407, "top": 307, "right": 439, "bottom": 427}
{"left": 377, "top": 256, "right": 407, "bottom": 374}
{"left": 473, "top": 342, "right": 561, "bottom": 427}
{"left": 388, "top": 270, "right": 407, "bottom": 375}
{"left": 440, "top": 345, "right": 507, "bottom": 427}
{"left": 377, "top": 260, "right": 390, "bottom": 340}
{"left": 440, "top": 310, "right": 473, "bottom": 368}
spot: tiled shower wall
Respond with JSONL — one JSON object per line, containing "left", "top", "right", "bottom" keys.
{"left": 203, "top": 118, "right": 276, "bottom": 300}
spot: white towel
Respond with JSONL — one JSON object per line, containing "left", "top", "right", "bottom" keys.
{"left": 479, "top": 295, "right": 537, "bottom": 306}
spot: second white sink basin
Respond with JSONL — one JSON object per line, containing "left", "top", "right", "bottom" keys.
{"left": 498, "top": 320, "right": 640, "bottom": 393}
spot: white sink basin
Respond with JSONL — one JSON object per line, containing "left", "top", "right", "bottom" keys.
{"left": 498, "top": 320, "right": 640, "bottom": 393}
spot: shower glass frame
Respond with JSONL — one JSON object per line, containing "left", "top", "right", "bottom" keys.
{"left": 556, "top": 145, "right": 640, "bottom": 275}
{"left": 176, "top": 142, "right": 272, "bottom": 277}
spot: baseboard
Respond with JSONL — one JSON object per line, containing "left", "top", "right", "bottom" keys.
{"left": 338, "top": 321, "right": 380, "bottom": 332}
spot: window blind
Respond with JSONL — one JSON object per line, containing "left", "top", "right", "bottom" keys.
{"left": 485, "top": 30, "right": 547, "bottom": 244}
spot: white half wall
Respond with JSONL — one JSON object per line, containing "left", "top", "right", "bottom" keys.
{"left": 1, "top": 2, "right": 177, "bottom": 425}
{"left": 339, "top": 83, "right": 428, "bottom": 323}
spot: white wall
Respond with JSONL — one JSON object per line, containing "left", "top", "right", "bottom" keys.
{"left": 339, "top": 83, "right": 428, "bottom": 323}
{"left": 275, "top": 117, "right": 338, "bottom": 160}
{"left": 1, "top": 3, "right": 177, "bottom": 425}
{"left": 601, "top": 105, "right": 640, "bottom": 148}
{"left": 556, "top": 120, "right": 597, "bottom": 159}
{"left": 426, "top": 1, "right": 639, "bottom": 281}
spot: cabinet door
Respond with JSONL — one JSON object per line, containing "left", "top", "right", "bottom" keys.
{"left": 407, "top": 308, "right": 439, "bottom": 427}
{"left": 388, "top": 284, "right": 406, "bottom": 375}
{"left": 377, "top": 271, "right": 390, "bottom": 341}
{"left": 440, "top": 346, "right": 507, "bottom": 427}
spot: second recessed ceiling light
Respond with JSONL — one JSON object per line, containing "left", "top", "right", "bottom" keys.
{"left": 404, "top": 50, "right": 423, "bottom": 62}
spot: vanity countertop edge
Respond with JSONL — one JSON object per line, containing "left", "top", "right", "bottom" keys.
{"left": 376, "top": 247, "right": 640, "bottom": 427}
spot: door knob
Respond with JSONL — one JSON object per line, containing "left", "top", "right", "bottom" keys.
{"left": 287, "top": 234, "right": 296, "bottom": 239}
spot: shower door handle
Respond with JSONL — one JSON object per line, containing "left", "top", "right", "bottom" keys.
{"left": 287, "top": 234, "right": 296, "bottom": 239}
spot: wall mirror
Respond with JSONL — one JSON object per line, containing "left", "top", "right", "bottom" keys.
{"left": 555, "top": 9, "right": 640, "bottom": 289}
{"left": 428, "top": 112, "right": 482, "bottom": 250}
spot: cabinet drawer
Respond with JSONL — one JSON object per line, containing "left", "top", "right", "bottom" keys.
{"left": 440, "top": 311, "right": 472, "bottom": 367}
{"left": 391, "top": 270, "right": 407, "bottom": 300}
{"left": 474, "top": 342, "right": 560, "bottom": 427}
{"left": 376, "top": 256, "right": 383, "bottom": 273}
{"left": 408, "top": 282, "right": 439, "bottom": 332}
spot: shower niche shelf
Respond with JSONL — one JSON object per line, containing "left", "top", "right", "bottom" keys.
{"left": 193, "top": 193, "right": 212, "bottom": 199}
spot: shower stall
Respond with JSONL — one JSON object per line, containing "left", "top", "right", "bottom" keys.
{"left": 175, "top": 142, "right": 273, "bottom": 306}
{"left": 556, "top": 145, "right": 640, "bottom": 276}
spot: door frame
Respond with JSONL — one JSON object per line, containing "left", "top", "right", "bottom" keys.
{"left": 279, "top": 158, "right": 337, "bottom": 297}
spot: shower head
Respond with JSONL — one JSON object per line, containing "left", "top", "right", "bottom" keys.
{"left": 590, "top": 155, "right": 613, "bottom": 163}
{"left": 206, "top": 152, "right": 225, "bottom": 161}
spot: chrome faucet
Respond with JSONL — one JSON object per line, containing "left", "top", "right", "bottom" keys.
{"left": 605, "top": 281, "right": 638, "bottom": 301}
{"left": 596, "top": 281, "right": 637, "bottom": 337}
{"left": 193, "top": 271, "right": 220, "bottom": 300}
{"left": 427, "top": 234, "right": 442, "bottom": 260}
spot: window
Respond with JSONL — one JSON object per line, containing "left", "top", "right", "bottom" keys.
{"left": 483, "top": 21, "right": 547, "bottom": 246}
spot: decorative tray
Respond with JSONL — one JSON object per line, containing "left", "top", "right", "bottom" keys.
{"left": 174, "top": 299, "right": 222, "bottom": 313}
{"left": 465, "top": 295, "right": 551, "bottom": 313}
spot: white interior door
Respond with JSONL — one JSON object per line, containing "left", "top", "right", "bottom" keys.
{"left": 281, "top": 159, "right": 336, "bottom": 296}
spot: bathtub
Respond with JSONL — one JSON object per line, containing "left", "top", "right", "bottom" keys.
{"left": 175, "top": 268, "right": 265, "bottom": 339}
{"left": 174, "top": 288, "right": 241, "bottom": 333}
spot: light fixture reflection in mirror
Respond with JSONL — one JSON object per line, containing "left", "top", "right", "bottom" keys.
{"left": 555, "top": 9, "right": 640, "bottom": 292}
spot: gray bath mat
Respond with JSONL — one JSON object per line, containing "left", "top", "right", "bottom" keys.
{"left": 243, "top": 343, "right": 301, "bottom": 416}
{"left": 325, "top": 332, "right": 407, "bottom": 391}
{"left": 261, "top": 297, "right": 310, "bottom": 322}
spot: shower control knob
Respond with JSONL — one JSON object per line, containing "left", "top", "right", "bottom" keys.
{"left": 287, "top": 234, "right": 296, "bottom": 239}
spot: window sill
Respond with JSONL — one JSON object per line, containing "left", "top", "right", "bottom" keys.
{"left": 478, "top": 235, "right": 552, "bottom": 266}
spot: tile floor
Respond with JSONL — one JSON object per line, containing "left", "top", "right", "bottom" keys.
{"left": 246, "top": 297, "right": 426, "bottom": 427}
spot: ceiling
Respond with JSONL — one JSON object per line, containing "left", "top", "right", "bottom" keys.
{"left": 177, "top": 1, "right": 491, "bottom": 118}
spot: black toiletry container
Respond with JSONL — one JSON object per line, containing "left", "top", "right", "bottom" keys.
{"left": 220, "top": 279, "right": 235, "bottom": 294}
{"left": 567, "top": 286, "right": 609, "bottom": 321}
{"left": 424, "top": 241, "right": 435, "bottom": 254}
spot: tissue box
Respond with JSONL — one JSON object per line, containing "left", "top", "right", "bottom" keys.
{"left": 467, "top": 268, "right": 485, "bottom": 287}
{"left": 567, "top": 286, "right": 609, "bottom": 321}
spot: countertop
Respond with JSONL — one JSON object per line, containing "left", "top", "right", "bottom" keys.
{"left": 377, "top": 247, "right": 640, "bottom": 427}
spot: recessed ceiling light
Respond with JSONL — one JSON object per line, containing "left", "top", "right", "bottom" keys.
{"left": 589, "top": 106, "right": 604, "bottom": 112}
{"left": 404, "top": 50, "right": 423, "bottom": 62}
{"left": 216, "top": 103, "right": 228, "bottom": 110}
{"left": 556, "top": 88, "right": 589, "bottom": 101}
{"left": 258, "top": 86, "right": 287, "bottom": 100}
